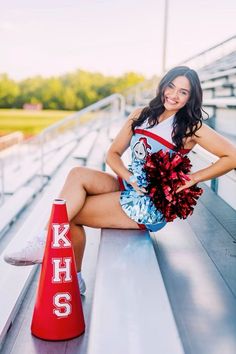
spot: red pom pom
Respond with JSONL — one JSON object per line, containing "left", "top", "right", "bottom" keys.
{"left": 144, "top": 150, "right": 203, "bottom": 222}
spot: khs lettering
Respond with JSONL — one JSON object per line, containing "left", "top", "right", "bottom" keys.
{"left": 51, "top": 223, "right": 73, "bottom": 318}
{"left": 52, "top": 258, "right": 72, "bottom": 283}
{"left": 53, "top": 293, "right": 72, "bottom": 318}
{"left": 51, "top": 223, "right": 71, "bottom": 248}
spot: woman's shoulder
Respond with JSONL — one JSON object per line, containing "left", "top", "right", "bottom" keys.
{"left": 182, "top": 121, "right": 204, "bottom": 150}
{"left": 128, "top": 106, "right": 145, "bottom": 121}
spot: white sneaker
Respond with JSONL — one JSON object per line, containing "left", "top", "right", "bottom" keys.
{"left": 4, "top": 231, "right": 46, "bottom": 266}
{"left": 4, "top": 232, "right": 87, "bottom": 295}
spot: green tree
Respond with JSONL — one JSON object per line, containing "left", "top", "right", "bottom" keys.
{"left": 0, "top": 69, "right": 146, "bottom": 110}
{"left": 113, "top": 72, "right": 145, "bottom": 93}
{"left": 18, "top": 76, "right": 45, "bottom": 107}
{"left": 41, "top": 77, "right": 64, "bottom": 109}
{"left": 0, "top": 74, "right": 20, "bottom": 108}
{"left": 62, "top": 87, "right": 78, "bottom": 110}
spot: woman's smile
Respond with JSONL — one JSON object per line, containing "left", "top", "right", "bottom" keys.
{"left": 165, "top": 97, "right": 178, "bottom": 105}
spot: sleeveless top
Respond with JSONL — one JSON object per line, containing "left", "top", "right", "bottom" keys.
{"left": 119, "top": 114, "right": 190, "bottom": 225}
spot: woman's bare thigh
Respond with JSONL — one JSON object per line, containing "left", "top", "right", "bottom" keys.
{"left": 67, "top": 166, "right": 120, "bottom": 195}
{"left": 72, "top": 191, "right": 141, "bottom": 230}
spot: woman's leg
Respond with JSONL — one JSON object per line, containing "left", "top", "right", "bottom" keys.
{"left": 70, "top": 191, "right": 142, "bottom": 270}
{"left": 70, "top": 223, "right": 86, "bottom": 272}
{"left": 72, "top": 191, "right": 140, "bottom": 229}
{"left": 54, "top": 166, "right": 122, "bottom": 271}
{"left": 58, "top": 166, "right": 121, "bottom": 221}
{"left": 55, "top": 166, "right": 120, "bottom": 221}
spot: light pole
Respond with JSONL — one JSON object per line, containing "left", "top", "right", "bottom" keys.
{"left": 162, "top": 0, "right": 168, "bottom": 74}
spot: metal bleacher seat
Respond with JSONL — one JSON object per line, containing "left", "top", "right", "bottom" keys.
{"left": 0, "top": 186, "right": 37, "bottom": 238}
{"left": 3, "top": 159, "right": 43, "bottom": 195}
{"left": 203, "top": 96, "right": 236, "bottom": 108}
{"left": 42, "top": 140, "right": 77, "bottom": 177}
{"left": 152, "top": 185, "right": 236, "bottom": 354}
{"left": 87, "top": 129, "right": 112, "bottom": 170}
{"left": 0, "top": 140, "right": 78, "bottom": 238}
{"left": 87, "top": 228, "right": 184, "bottom": 354}
{"left": 73, "top": 131, "right": 99, "bottom": 164}
{"left": 2, "top": 136, "right": 76, "bottom": 195}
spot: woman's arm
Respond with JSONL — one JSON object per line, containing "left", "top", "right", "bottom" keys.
{"left": 177, "top": 123, "right": 236, "bottom": 192}
{"left": 106, "top": 107, "right": 147, "bottom": 194}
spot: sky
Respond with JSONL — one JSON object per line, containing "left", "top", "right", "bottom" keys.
{"left": 0, "top": 0, "right": 236, "bottom": 80}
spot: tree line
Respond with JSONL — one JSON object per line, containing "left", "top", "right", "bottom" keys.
{"left": 0, "top": 70, "right": 145, "bottom": 110}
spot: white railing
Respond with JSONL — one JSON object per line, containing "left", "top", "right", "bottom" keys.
{"left": 37, "top": 94, "right": 125, "bottom": 177}
{"left": 0, "top": 132, "right": 23, "bottom": 151}
{"left": 179, "top": 35, "right": 236, "bottom": 70}
{"left": 0, "top": 159, "right": 4, "bottom": 204}
{"left": 0, "top": 94, "right": 125, "bottom": 203}
{"left": 123, "top": 77, "right": 159, "bottom": 107}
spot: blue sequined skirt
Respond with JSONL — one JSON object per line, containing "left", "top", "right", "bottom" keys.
{"left": 119, "top": 179, "right": 167, "bottom": 232}
{"left": 118, "top": 159, "right": 167, "bottom": 232}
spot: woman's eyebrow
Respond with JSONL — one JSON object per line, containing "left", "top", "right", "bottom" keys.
{"left": 170, "top": 82, "right": 190, "bottom": 93}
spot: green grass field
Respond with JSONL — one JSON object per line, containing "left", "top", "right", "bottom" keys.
{"left": 0, "top": 109, "right": 76, "bottom": 137}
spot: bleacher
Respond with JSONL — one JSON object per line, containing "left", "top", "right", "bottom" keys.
{"left": 183, "top": 36, "right": 236, "bottom": 210}
{"left": 0, "top": 38, "right": 236, "bottom": 354}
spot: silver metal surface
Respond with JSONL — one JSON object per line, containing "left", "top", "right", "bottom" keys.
{"left": 87, "top": 229, "right": 184, "bottom": 354}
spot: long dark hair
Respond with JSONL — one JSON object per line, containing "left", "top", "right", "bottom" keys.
{"left": 131, "top": 66, "right": 208, "bottom": 150}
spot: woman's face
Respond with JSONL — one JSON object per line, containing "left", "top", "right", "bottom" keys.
{"left": 163, "top": 76, "right": 191, "bottom": 113}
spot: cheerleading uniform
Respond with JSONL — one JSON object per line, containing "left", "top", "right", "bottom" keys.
{"left": 118, "top": 114, "right": 190, "bottom": 232}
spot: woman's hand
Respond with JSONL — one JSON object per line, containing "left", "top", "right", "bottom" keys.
{"left": 129, "top": 181, "right": 148, "bottom": 195}
{"left": 176, "top": 174, "right": 198, "bottom": 193}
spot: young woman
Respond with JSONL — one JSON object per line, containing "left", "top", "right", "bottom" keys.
{"left": 4, "top": 66, "right": 236, "bottom": 295}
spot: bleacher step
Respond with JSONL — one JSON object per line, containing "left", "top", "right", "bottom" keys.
{"left": 87, "top": 229, "right": 184, "bottom": 354}
{"left": 0, "top": 186, "right": 37, "bottom": 238}
{"left": 42, "top": 141, "right": 77, "bottom": 177}
{"left": 3, "top": 160, "right": 41, "bottom": 195}
{"left": 86, "top": 129, "right": 111, "bottom": 168}
{"left": 73, "top": 131, "right": 99, "bottom": 162}
{"left": 152, "top": 216, "right": 236, "bottom": 354}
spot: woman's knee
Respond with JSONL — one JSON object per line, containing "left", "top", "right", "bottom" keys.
{"left": 67, "top": 166, "right": 87, "bottom": 185}
{"left": 70, "top": 217, "right": 79, "bottom": 227}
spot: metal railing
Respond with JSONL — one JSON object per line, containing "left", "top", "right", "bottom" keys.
{"left": 0, "top": 94, "right": 125, "bottom": 204}
{"left": 0, "top": 132, "right": 23, "bottom": 151}
{"left": 179, "top": 35, "right": 236, "bottom": 71}
{"left": 123, "top": 77, "right": 159, "bottom": 107}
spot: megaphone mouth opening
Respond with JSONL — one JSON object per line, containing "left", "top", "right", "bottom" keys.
{"left": 54, "top": 199, "right": 66, "bottom": 205}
